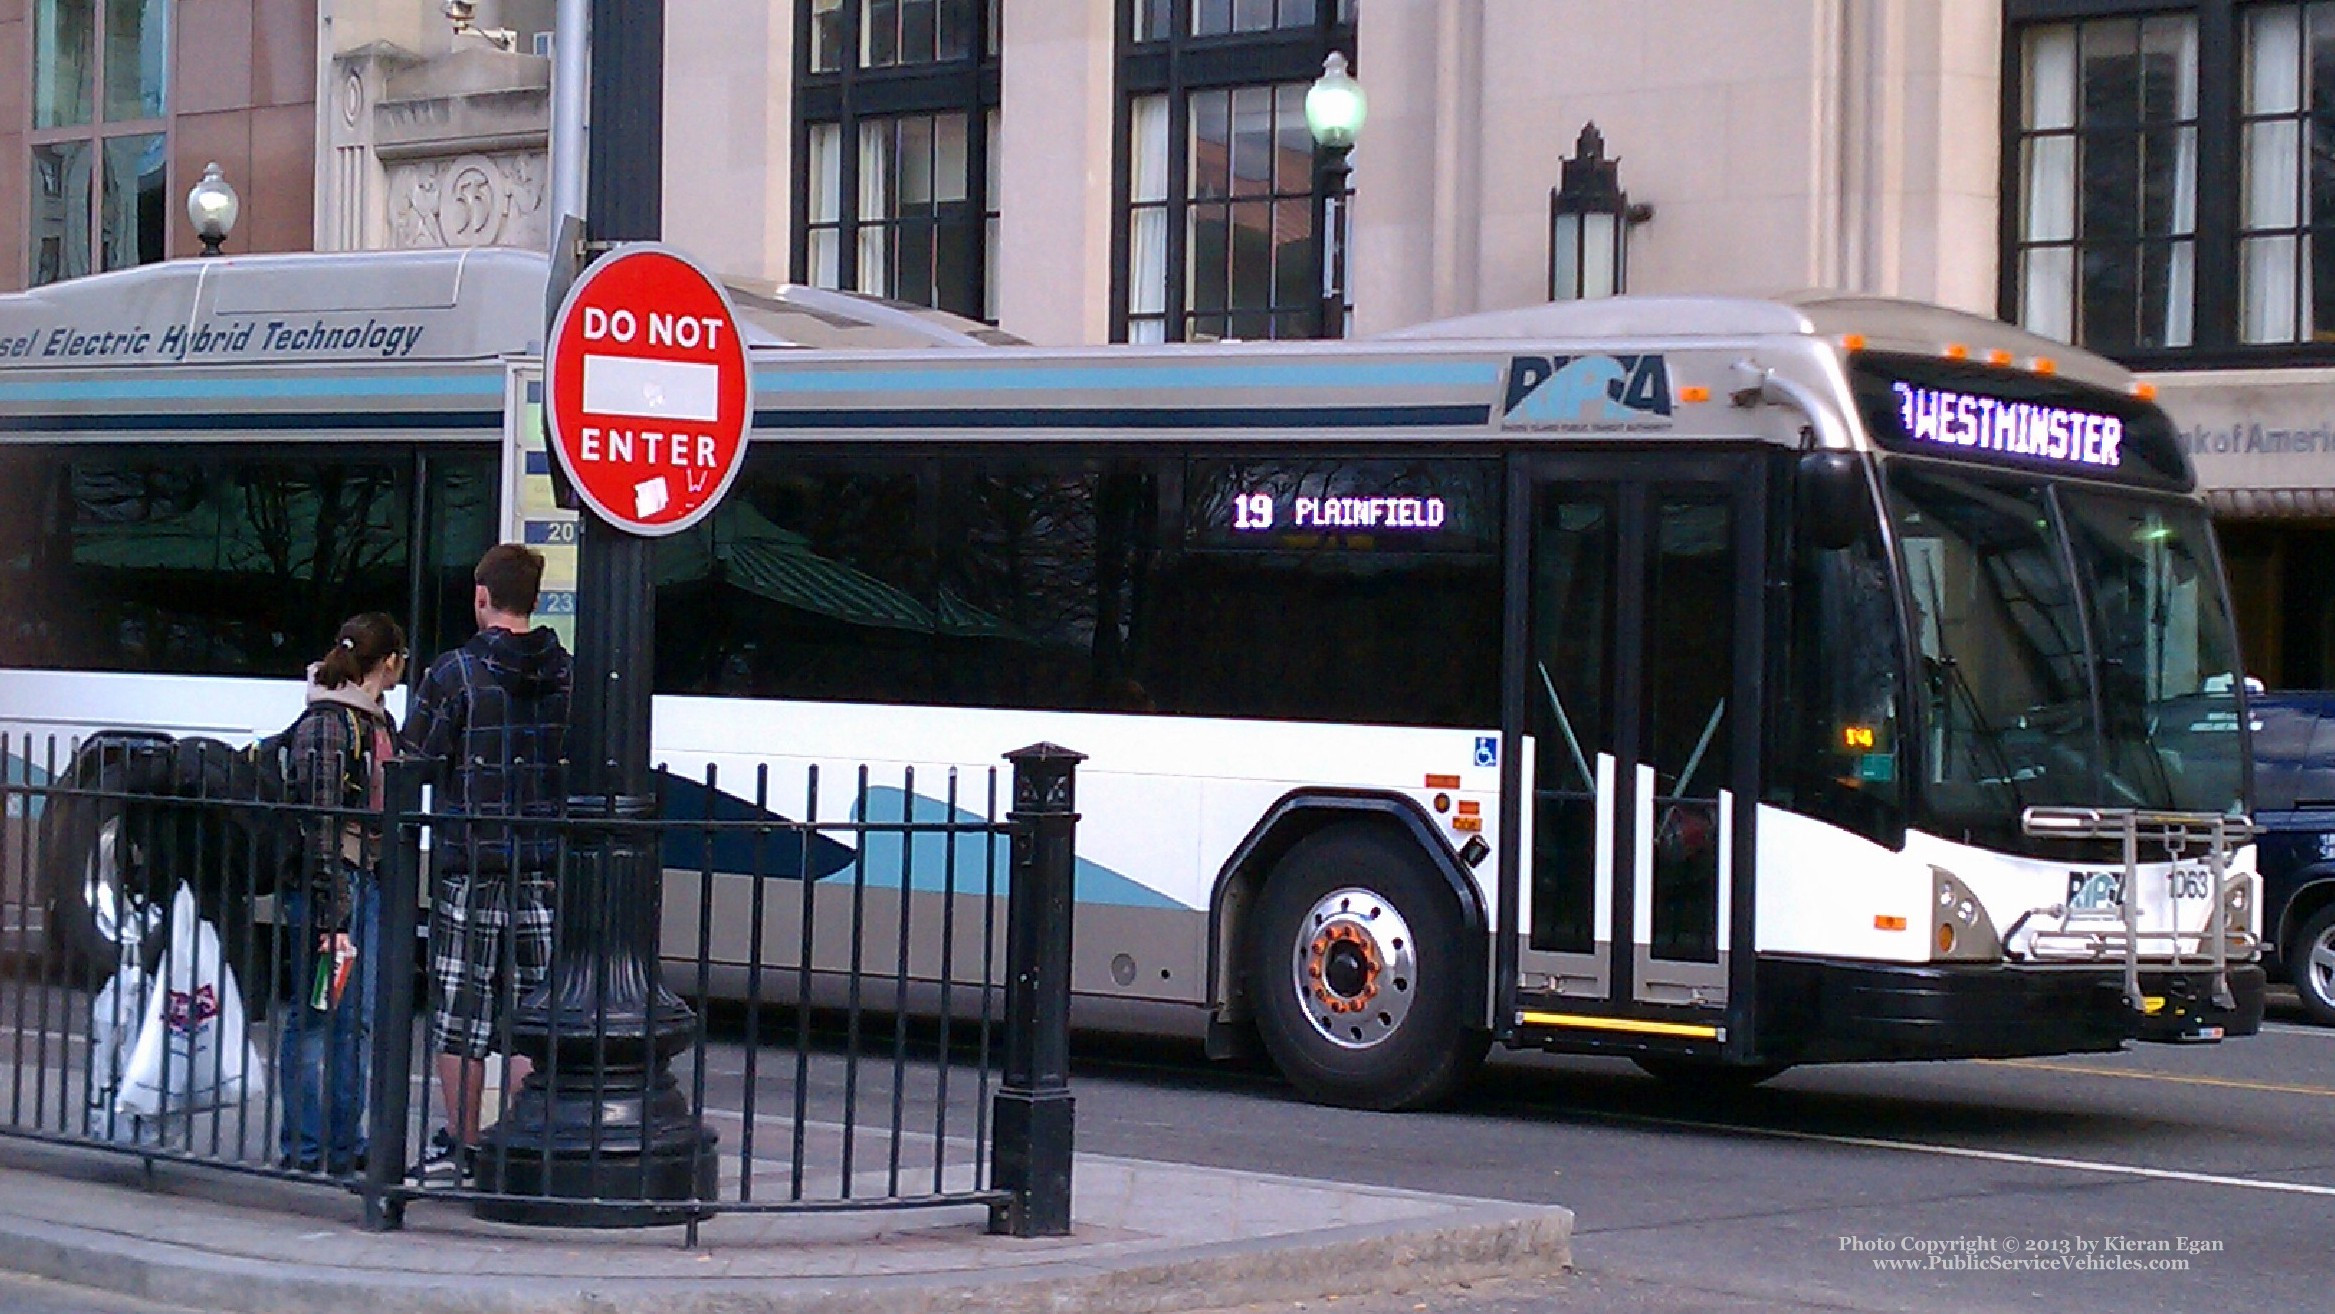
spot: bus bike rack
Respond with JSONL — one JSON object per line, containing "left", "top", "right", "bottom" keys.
{"left": 2016, "top": 807, "right": 2260, "bottom": 1017}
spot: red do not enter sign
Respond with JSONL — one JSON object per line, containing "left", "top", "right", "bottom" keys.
{"left": 545, "top": 244, "right": 751, "bottom": 537}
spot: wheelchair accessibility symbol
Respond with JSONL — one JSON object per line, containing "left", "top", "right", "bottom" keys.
{"left": 1473, "top": 736, "right": 1499, "bottom": 768}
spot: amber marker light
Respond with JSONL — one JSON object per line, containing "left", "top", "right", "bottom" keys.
{"left": 1943, "top": 343, "right": 1969, "bottom": 360}
{"left": 1875, "top": 914, "right": 1908, "bottom": 931}
{"left": 2033, "top": 356, "right": 2058, "bottom": 375}
{"left": 1678, "top": 385, "right": 1710, "bottom": 403}
{"left": 1842, "top": 333, "right": 1867, "bottom": 352}
{"left": 2134, "top": 381, "right": 2158, "bottom": 401}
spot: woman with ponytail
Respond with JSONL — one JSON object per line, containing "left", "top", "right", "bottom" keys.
{"left": 278, "top": 611, "right": 406, "bottom": 1175}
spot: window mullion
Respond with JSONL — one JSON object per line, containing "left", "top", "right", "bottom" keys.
{"left": 2195, "top": 0, "right": 2242, "bottom": 347}
{"left": 1164, "top": 0, "right": 1192, "bottom": 339}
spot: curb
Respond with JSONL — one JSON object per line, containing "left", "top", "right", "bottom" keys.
{"left": 0, "top": 1201, "right": 1573, "bottom": 1314}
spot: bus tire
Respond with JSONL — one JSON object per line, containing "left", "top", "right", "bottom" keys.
{"left": 1246, "top": 825, "right": 1486, "bottom": 1110}
{"left": 1632, "top": 1056, "right": 1789, "bottom": 1090}
{"left": 2288, "top": 903, "right": 2335, "bottom": 1028}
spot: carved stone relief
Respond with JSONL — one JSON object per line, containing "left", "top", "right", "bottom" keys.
{"left": 386, "top": 152, "right": 547, "bottom": 249}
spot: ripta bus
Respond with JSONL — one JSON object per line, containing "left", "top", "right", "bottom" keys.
{"left": 0, "top": 249, "right": 2263, "bottom": 1110}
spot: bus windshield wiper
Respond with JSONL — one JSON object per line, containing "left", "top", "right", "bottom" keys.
{"left": 1934, "top": 653, "right": 2027, "bottom": 811}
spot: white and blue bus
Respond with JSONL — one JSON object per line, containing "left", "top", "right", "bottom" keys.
{"left": 0, "top": 249, "right": 2264, "bottom": 1110}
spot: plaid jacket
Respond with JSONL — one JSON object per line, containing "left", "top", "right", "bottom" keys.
{"left": 284, "top": 689, "right": 390, "bottom": 931}
{"left": 401, "top": 625, "right": 572, "bottom": 877}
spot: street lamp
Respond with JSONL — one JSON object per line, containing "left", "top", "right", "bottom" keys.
{"left": 186, "top": 162, "right": 239, "bottom": 257}
{"left": 1305, "top": 52, "right": 1366, "bottom": 339}
{"left": 1548, "top": 123, "right": 1652, "bottom": 301}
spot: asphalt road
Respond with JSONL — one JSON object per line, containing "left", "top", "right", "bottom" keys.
{"left": 8, "top": 983, "right": 2328, "bottom": 1314}
{"left": 1056, "top": 993, "right": 2335, "bottom": 1314}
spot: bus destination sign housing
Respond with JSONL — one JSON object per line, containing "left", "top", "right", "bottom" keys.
{"left": 1890, "top": 382, "right": 2122, "bottom": 471}
{"left": 1849, "top": 352, "right": 2191, "bottom": 492}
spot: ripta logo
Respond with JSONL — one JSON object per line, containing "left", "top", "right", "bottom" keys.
{"left": 1501, "top": 354, "right": 1674, "bottom": 430}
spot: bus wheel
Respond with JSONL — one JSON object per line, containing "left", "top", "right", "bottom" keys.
{"left": 2289, "top": 903, "right": 2335, "bottom": 1027}
{"left": 1632, "top": 1056, "right": 1789, "bottom": 1090}
{"left": 1246, "top": 826, "right": 1485, "bottom": 1110}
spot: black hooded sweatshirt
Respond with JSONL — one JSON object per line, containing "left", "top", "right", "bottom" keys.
{"left": 401, "top": 625, "right": 572, "bottom": 877}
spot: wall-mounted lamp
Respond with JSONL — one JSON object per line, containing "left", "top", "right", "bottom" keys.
{"left": 1549, "top": 123, "right": 1653, "bottom": 301}
{"left": 186, "top": 162, "right": 240, "bottom": 258}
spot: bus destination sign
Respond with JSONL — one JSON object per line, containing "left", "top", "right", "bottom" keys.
{"left": 1228, "top": 491, "right": 1449, "bottom": 534}
{"left": 1891, "top": 381, "right": 2123, "bottom": 471}
{"left": 1189, "top": 458, "right": 1496, "bottom": 553}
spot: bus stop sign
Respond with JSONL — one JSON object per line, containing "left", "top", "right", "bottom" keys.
{"left": 545, "top": 244, "right": 751, "bottom": 537}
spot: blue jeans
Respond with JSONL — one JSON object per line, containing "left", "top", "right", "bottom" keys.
{"left": 277, "top": 870, "right": 378, "bottom": 1170}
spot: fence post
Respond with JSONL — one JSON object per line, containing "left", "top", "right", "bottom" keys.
{"left": 361, "top": 758, "right": 425, "bottom": 1232}
{"left": 991, "top": 743, "right": 1083, "bottom": 1238}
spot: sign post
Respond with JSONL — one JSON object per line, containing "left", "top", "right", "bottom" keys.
{"left": 473, "top": 0, "right": 725, "bottom": 1223}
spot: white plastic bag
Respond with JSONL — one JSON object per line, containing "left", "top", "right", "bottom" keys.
{"left": 116, "top": 884, "right": 265, "bottom": 1118}
{"left": 83, "top": 957, "right": 147, "bottom": 1141}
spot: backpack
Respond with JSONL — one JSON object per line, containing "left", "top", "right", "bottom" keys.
{"left": 236, "top": 705, "right": 368, "bottom": 894}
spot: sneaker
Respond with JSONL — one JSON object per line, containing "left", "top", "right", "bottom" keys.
{"left": 408, "top": 1128, "right": 471, "bottom": 1187}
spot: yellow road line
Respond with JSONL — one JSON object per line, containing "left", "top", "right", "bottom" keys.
{"left": 1983, "top": 1057, "right": 2335, "bottom": 1099}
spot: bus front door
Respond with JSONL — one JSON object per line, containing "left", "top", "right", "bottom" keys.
{"left": 1505, "top": 452, "right": 1765, "bottom": 1031}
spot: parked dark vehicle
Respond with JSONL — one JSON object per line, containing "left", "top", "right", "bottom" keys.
{"left": 2249, "top": 691, "right": 2335, "bottom": 1026}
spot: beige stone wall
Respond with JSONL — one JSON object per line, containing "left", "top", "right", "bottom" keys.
{"left": 291, "top": 0, "right": 2006, "bottom": 336}
{"left": 662, "top": 1, "right": 792, "bottom": 284}
{"left": 993, "top": 0, "right": 1115, "bottom": 345}
{"left": 1356, "top": 0, "right": 2001, "bottom": 333}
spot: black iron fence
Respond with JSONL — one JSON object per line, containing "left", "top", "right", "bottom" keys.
{"left": 0, "top": 731, "right": 1080, "bottom": 1244}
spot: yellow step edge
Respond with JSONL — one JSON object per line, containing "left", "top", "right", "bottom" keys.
{"left": 1517, "top": 1010, "right": 1722, "bottom": 1040}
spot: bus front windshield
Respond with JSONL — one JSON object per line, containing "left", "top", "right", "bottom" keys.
{"left": 1885, "top": 464, "right": 2245, "bottom": 845}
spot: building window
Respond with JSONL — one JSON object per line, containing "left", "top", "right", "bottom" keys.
{"left": 2238, "top": 2, "right": 2335, "bottom": 344}
{"left": 1117, "top": 0, "right": 1354, "bottom": 342}
{"left": 2011, "top": 16, "right": 2198, "bottom": 352}
{"left": 27, "top": 0, "right": 170, "bottom": 285}
{"left": 795, "top": 1, "right": 1000, "bottom": 322}
{"left": 2008, "top": 1, "right": 2335, "bottom": 358}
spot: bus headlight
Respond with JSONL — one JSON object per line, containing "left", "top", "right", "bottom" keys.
{"left": 1930, "top": 867, "right": 2002, "bottom": 962}
{"left": 2222, "top": 877, "right": 2254, "bottom": 933}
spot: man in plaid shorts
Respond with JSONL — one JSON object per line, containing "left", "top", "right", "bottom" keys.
{"left": 401, "top": 544, "right": 572, "bottom": 1184}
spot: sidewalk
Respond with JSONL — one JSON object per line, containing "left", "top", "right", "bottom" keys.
{"left": 0, "top": 1136, "right": 1572, "bottom": 1314}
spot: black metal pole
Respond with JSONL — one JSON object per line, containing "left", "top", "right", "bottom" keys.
{"left": 362, "top": 759, "right": 425, "bottom": 1232}
{"left": 990, "top": 743, "right": 1083, "bottom": 1238}
{"left": 1314, "top": 145, "right": 1350, "bottom": 340}
{"left": 475, "top": 0, "right": 715, "bottom": 1224}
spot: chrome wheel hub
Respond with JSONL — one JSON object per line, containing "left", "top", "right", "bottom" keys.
{"left": 2309, "top": 926, "right": 2335, "bottom": 1010}
{"left": 1291, "top": 886, "right": 1417, "bottom": 1050}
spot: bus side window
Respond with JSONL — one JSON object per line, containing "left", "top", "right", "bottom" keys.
{"left": 1788, "top": 494, "right": 1907, "bottom": 850}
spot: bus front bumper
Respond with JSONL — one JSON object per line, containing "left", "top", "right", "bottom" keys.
{"left": 2131, "top": 963, "right": 2265, "bottom": 1043}
{"left": 1755, "top": 956, "right": 2263, "bottom": 1064}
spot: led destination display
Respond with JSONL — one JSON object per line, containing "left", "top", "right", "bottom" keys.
{"left": 1891, "top": 382, "right": 2123, "bottom": 470}
{"left": 1230, "top": 492, "right": 1449, "bottom": 533}
{"left": 1190, "top": 457, "right": 1495, "bottom": 553}
{"left": 1851, "top": 352, "right": 2191, "bottom": 491}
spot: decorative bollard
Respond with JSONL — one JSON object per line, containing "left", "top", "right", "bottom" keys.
{"left": 991, "top": 743, "right": 1084, "bottom": 1238}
